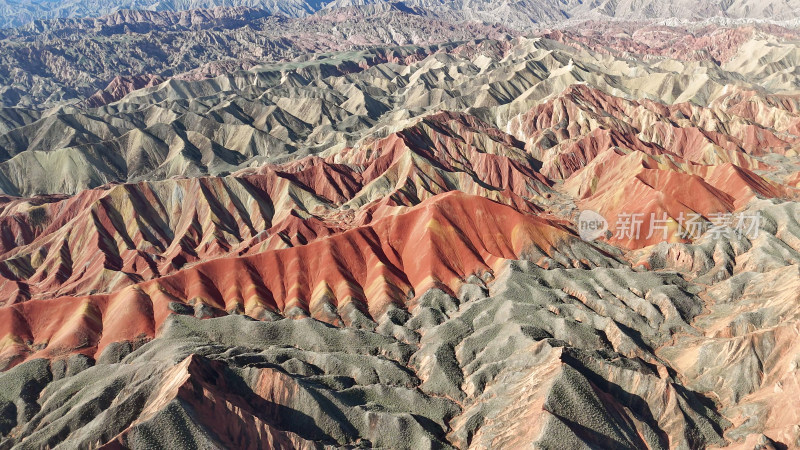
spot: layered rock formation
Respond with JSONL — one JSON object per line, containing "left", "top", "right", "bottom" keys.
{"left": 0, "top": 5, "right": 512, "bottom": 108}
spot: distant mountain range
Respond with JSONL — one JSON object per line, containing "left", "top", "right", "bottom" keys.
{"left": 3, "top": 0, "right": 800, "bottom": 29}
{"left": 0, "top": 0, "right": 327, "bottom": 29}
{"left": 0, "top": 5, "right": 512, "bottom": 108}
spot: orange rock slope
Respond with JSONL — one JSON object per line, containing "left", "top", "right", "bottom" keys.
{"left": 0, "top": 191, "right": 590, "bottom": 367}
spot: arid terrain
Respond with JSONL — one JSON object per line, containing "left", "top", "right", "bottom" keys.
{"left": 0, "top": 2, "right": 800, "bottom": 449}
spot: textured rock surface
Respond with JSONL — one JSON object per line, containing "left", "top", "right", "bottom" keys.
{"left": 0, "top": 5, "right": 512, "bottom": 108}
{"left": 0, "top": 262, "right": 729, "bottom": 449}
{"left": 3, "top": 30, "right": 800, "bottom": 197}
